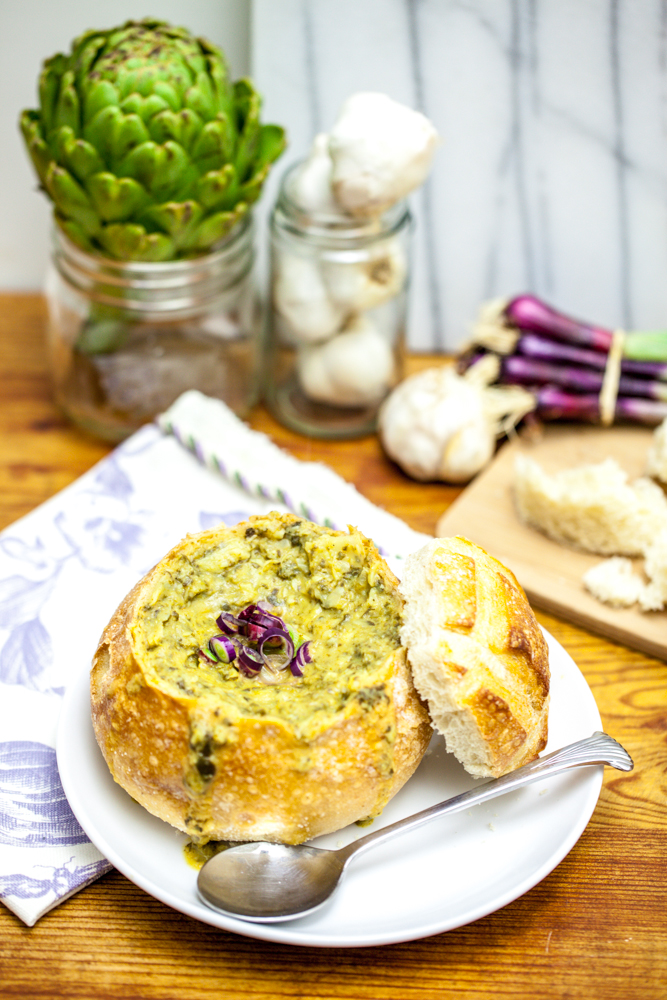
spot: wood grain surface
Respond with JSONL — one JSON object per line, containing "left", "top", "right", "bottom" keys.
{"left": 0, "top": 294, "right": 665, "bottom": 1000}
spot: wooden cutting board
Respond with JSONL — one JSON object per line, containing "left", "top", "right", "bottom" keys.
{"left": 435, "top": 423, "right": 667, "bottom": 662}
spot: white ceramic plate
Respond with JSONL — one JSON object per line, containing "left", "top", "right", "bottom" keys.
{"left": 57, "top": 630, "right": 602, "bottom": 948}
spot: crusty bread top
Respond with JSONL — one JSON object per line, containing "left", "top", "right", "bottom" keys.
{"left": 399, "top": 535, "right": 549, "bottom": 778}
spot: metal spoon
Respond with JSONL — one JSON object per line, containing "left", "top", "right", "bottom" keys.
{"left": 197, "top": 731, "right": 632, "bottom": 923}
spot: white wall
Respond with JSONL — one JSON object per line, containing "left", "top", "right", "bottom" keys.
{"left": 253, "top": 0, "right": 667, "bottom": 351}
{"left": 0, "top": 0, "right": 251, "bottom": 289}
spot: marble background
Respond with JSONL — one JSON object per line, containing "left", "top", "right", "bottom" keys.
{"left": 253, "top": 0, "right": 667, "bottom": 351}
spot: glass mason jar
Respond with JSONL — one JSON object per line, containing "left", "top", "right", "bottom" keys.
{"left": 265, "top": 163, "right": 412, "bottom": 438}
{"left": 45, "top": 215, "right": 261, "bottom": 442}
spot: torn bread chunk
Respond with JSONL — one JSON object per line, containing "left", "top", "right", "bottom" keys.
{"left": 646, "top": 418, "right": 667, "bottom": 485}
{"left": 513, "top": 454, "right": 667, "bottom": 556}
{"left": 640, "top": 529, "right": 667, "bottom": 611}
{"left": 583, "top": 557, "right": 645, "bottom": 607}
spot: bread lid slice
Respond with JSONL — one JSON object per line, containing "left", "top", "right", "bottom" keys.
{"left": 399, "top": 535, "right": 549, "bottom": 777}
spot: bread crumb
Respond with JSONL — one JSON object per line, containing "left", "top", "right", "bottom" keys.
{"left": 583, "top": 557, "right": 644, "bottom": 607}
{"left": 639, "top": 528, "right": 667, "bottom": 611}
{"left": 646, "top": 417, "right": 667, "bottom": 484}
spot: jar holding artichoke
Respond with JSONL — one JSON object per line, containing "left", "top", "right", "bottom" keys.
{"left": 20, "top": 19, "right": 285, "bottom": 441}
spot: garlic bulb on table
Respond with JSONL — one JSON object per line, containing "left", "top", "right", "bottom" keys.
{"left": 297, "top": 314, "right": 396, "bottom": 407}
{"left": 378, "top": 357, "right": 535, "bottom": 483}
{"left": 329, "top": 92, "right": 440, "bottom": 218}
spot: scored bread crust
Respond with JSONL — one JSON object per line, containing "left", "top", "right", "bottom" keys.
{"left": 399, "top": 536, "right": 549, "bottom": 778}
{"left": 90, "top": 514, "right": 432, "bottom": 845}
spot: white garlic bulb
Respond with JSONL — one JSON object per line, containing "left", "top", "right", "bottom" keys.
{"left": 321, "top": 237, "right": 407, "bottom": 311}
{"left": 329, "top": 92, "right": 440, "bottom": 218}
{"left": 378, "top": 362, "right": 535, "bottom": 483}
{"left": 290, "top": 133, "right": 346, "bottom": 217}
{"left": 297, "top": 315, "right": 396, "bottom": 407}
{"left": 272, "top": 251, "right": 346, "bottom": 343}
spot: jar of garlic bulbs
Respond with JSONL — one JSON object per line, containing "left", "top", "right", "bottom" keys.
{"left": 265, "top": 158, "right": 412, "bottom": 438}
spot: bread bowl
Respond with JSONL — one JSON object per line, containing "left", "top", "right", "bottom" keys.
{"left": 399, "top": 536, "right": 550, "bottom": 777}
{"left": 91, "top": 512, "right": 432, "bottom": 845}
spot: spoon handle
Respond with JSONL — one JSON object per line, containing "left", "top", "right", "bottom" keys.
{"left": 339, "top": 731, "right": 632, "bottom": 864}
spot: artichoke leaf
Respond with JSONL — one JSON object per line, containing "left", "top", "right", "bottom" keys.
{"left": 53, "top": 127, "right": 106, "bottom": 184}
{"left": 117, "top": 140, "right": 191, "bottom": 200}
{"left": 83, "top": 105, "right": 125, "bottom": 165}
{"left": 152, "top": 81, "right": 181, "bottom": 114}
{"left": 53, "top": 70, "right": 81, "bottom": 137}
{"left": 56, "top": 216, "right": 96, "bottom": 254}
{"left": 233, "top": 78, "right": 256, "bottom": 122}
{"left": 192, "top": 116, "right": 235, "bottom": 174}
{"left": 195, "top": 163, "right": 235, "bottom": 210}
{"left": 46, "top": 164, "right": 101, "bottom": 236}
{"left": 184, "top": 70, "right": 217, "bottom": 122}
{"left": 83, "top": 79, "right": 120, "bottom": 127}
{"left": 142, "top": 200, "right": 204, "bottom": 248}
{"left": 71, "top": 32, "right": 108, "bottom": 83}
{"left": 238, "top": 162, "right": 271, "bottom": 207}
{"left": 87, "top": 173, "right": 148, "bottom": 223}
{"left": 99, "top": 223, "right": 175, "bottom": 262}
{"left": 208, "top": 58, "right": 233, "bottom": 120}
{"left": 257, "top": 124, "right": 287, "bottom": 168}
{"left": 38, "top": 55, "right": 68, "bottom": 133}
{"left": 63, "top": 136, "right": 106, "bottom": 184}
{"left": 148, "top": 107, "right": 202, "bottom": 152}
{"left": 109, "top": 113, "right": 151, "bottom": 168}
{"left": 234, "top": 93, "right": 261, "bottom": 181}
{"left": 120, "top": 92, "right": 170, "bottom": 124}
{"left": 19, "top": 112, "right": 51, "bottom": 186}
{"left": 151, "top": 142, "right": 194, "bottom": 201}
{"left": 75, "top": 318, "right": 131, "bottom": 355}
{"left": 190, "top": 202, "right": 247, "bottom": 250}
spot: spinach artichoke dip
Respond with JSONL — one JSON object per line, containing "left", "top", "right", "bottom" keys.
{"left": 91, "top": 512, "right": 431, "bottom": 845}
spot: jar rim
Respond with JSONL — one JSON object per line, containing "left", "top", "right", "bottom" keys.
{"left": 51, "top": 212, "right": 253, "bottom": 276}
{"left": 274, "top": 160, "right": 410, "bottom": 243}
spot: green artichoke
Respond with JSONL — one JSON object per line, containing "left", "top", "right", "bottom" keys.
{"left": 20, "top": 18, "right": 286, "bottom": 261}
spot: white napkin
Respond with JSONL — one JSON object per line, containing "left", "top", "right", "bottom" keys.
{"left": 0, "top": 391, "right": 428, "bottom": 925}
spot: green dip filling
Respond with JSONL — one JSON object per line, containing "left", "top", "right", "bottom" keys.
{"left": 131, "top": 515, "right": 402, "bottom": 742}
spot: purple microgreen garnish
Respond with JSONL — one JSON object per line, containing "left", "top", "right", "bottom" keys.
{"left": 290, "top": 641, "right": 312, "bottom": 677}
{"left": 259, "top": 628, "right": 294, "bottom": 671}
{"left": 209, "top": 634, "right": 237, "bottom": 664}
{"left": 238, "top": 646, "right": 264, "bottom": 676}
{"left": 237, "top": 604, "right": 261, "bottom": 622}
{"left": 240, "top": 606, "right": 285, "bottom": 631}
{"left": 204, "top": 603, "right": 311, "bottom": 680}
{"left": 198, "top": 648, "right": 218, "bottom": 665}
{"left": 215, "top": 611, "right": 245, "bottom": 636}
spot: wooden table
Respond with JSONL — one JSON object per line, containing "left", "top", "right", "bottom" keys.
{"left": 0, "top": 294, "right": 665, "bottom": 1000}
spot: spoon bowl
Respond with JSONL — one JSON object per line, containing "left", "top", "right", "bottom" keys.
{"left": 197, "top": 731, "right": 632, "bottom": 923}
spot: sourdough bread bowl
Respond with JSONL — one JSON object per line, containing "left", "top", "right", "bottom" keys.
{"left": 399, "top": 536, "right": 550, "bottom": 778}
{"left": 91, "top": 512, "right": 432, "bottom": 845}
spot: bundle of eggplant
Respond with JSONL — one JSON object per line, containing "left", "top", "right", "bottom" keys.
{"left": 458, "top": 295, "right": 667, "bottom": 426}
